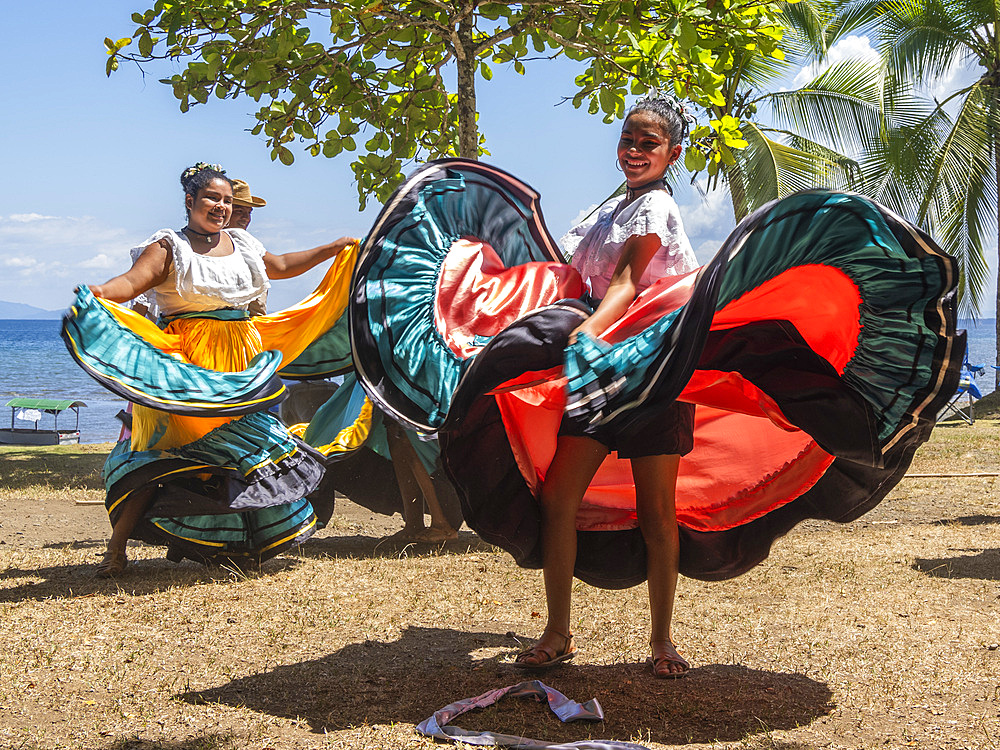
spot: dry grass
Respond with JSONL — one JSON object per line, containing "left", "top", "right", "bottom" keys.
{"left": 0, "top": 444, "right": 106, "bottom": 503}
{"left": 1, "top": 425, "right": 1000, "bottom": 749}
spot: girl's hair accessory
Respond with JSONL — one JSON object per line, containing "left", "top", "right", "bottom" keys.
{"left": 649, "top": 92, "right": 696, "bottom": 129}
{"left": 182, "top": 162, "right": 226, "bottom": 181}
{"left": 630, "top": 91, "right": 696, "bottom": 142}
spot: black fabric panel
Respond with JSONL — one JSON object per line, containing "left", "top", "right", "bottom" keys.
{"left": 442, "top": 396, "right": 542, "bottom": 566}
{"left": 314, "top": 447, "right": 464, "bottom": 530}
{"left": 442, "top": 302, "right": 587, "bottom": 430}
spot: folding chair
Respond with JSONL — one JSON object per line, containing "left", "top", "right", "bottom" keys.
{"left": 938, "top": 348, "right": 984, "bottom": 424}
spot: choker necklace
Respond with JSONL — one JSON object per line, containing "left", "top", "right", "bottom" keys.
{"left": 183, "top": 225, "right": 220, "bottom": 243}
{"left": 625, "top": 177, "right": 666, "bottom": 202}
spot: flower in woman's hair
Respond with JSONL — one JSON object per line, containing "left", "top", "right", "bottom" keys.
{"left": 183, "top": 162, "right": 226, "bottom": 180}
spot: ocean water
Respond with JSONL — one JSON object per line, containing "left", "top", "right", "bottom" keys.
{"left": 0, "top": 319, "right": 128, "bottom": 443}
{"left": 0, "top": 318, "right": 996, "bottom": 445}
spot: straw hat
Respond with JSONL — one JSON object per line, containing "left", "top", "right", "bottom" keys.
{"left": 231, "top": 179, "right": 267, "bottom": 208}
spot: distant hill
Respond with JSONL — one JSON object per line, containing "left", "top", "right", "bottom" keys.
{"left": 0, "top": 300, "right": 61, "bottom": 319}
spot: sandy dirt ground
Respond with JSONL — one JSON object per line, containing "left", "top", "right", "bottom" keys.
{"left": 1, "top": 426, "right": 999, "bottom": 749}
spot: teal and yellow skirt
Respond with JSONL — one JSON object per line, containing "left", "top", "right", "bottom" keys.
{"left": 63, "top": 244, "right": 359, "bottom": 564}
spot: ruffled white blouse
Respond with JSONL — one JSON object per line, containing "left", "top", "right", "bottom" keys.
{"left": 560, "top": 190, "right": 697, "bottom": 300}
{"left": 127, "top": 229, "right": 270, "bottom": 316}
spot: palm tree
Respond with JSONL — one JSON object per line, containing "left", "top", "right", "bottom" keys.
{"left": 834, "top": 0, "right": 997, "bottom": 370}
{"left": 699, "top": 0, "right": 935, "bottom": 223}
{"left": 699, "top": 0, "right": 856, "bottom": 219}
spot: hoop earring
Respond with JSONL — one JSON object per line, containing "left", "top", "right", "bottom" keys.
{"left": 614, "top": 157, "right": 623, "bottom": 172}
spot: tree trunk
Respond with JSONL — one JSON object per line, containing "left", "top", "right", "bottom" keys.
{"left": 455, "top": 16, "right": 478, "bottom": 160}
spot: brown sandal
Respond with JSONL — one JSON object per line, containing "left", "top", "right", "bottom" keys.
{"left": 647, "top": 640, "right": 689, "bottom": 679}
{"left": 95, "top": 549, "right": 128, "bottom": 578}
{"left": 514, "top": 629, "right": 576, "bottom": 670}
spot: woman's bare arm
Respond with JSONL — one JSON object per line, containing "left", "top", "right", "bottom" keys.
{"left": 90, "top": 240, "right": 171, "bottom": 302}
{"left": 263, "top": 237, "right": 357, "bottom": 280}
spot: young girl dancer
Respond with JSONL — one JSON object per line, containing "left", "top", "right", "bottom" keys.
{"left": 514, "top": 96, "right": 699, "bottom": 678}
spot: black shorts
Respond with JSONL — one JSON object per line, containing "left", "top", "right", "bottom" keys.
{"left": 558, "top": 401, "right": 695, "bottom": 458}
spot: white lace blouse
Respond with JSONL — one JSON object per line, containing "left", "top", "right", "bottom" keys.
{"left": 127, "top": 229, "right": 270, "bottom": 316}
{"left": 560, "top": 190, "right": 697, "bottom": 300}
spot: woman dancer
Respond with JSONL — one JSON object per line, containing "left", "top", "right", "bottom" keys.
{"left": 513, "top": 97, "right": 697, "bottom": 677}
{"left": 80, "top": 162, "right": 356, "bottom": 576}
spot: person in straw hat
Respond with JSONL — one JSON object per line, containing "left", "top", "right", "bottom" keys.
{"left": 227, "top": 178, "right": 266, "bottom": 230}
{"left": 227, "top": 178, "right": 269, "bottom": 314}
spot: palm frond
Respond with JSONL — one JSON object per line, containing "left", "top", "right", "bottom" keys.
{"left": 727, "top": 121, "right": 853, "bottom": 218}
{"left": 766, "top": 59, "right": 883, "bottom": 152}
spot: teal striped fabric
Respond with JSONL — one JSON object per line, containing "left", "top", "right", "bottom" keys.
{"left": 62, "top": 286, "right": 285, "bottom": 416}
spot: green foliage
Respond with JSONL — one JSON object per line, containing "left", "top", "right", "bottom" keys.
{"left": 834, "top": 0, "right": 999, "bottom": 320}
{"left": 107, "top": 0, "right": 789, "bottom": 207}
{"left": 681, "top": 0, "right": 941, "bottom": 224}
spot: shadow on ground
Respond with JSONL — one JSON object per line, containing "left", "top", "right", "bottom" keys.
{"left": 0, "top": 448, "right": 105, "bottom": 491}
{"left": 944, "top": 515, "right": 1000, "bottom": 526}
{"left": 913, "top": 548, "right": 1000, "bottom": 580}
{"left": 181, "top": 626, "right": 834, "bottom": 746}
{"left": 102, "top": 735, "right": 241, "bottom": 750}
{"left": 295, "top": 530, "right": 495, "bottom": 560}
{"left": 1, "top": 529, "right": 493, "bottom": 603}
{"left": 0, "top": 543, "right": 293, "bottom": 603}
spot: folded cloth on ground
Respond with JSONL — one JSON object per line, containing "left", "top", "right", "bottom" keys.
{"left": 416, "top": 679, "right": 649, "bottom": 749}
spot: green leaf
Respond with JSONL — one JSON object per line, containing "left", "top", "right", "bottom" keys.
{"left": 598, "top": 87, "right": 615, "bottom": 114}
{"left": 684, "top": 147, "right": 707, "bottom": 172}
{"left": 678, "top": 22, "right": 699, "bottom": 51}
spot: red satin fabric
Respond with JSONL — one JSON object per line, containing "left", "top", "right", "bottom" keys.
{"left": 437, "top": 239, "right": 862, "bottom": 534}
{"left": 435, "top": 239, "right": 585, "bottom": 358}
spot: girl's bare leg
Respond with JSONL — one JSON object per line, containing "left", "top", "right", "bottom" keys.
{"left": 385, "top": 423, "right": 427, "bottom": 537}
{"left": 518, "top": 435, "right": 608, "bottom": 664}
{"left": 632, "top": 453, "right": 688, "bottom": 676}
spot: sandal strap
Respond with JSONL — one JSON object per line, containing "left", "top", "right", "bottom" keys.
{"left": 516, "top": 642, "right": 558, "bottom": 662}
{"left": 542, "top": 628, "right": 574, "bottom": 649}
{"left": 515, "top": 629, "right": 576, "bottom": 665}
{"left": 649, "top": 640, "right": 689, "bottom": 674}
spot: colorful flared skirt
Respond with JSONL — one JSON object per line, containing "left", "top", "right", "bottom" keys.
{"left": 349, "top": 158, "right": 964, "bottom": 588}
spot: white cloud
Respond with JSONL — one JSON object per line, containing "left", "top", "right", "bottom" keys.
{"left": 6, "top": 213, "right": 58, "bottom": 223}
{"left": 678, "top": 188, "right": 732, "bottom": 240}
{"left": 695, "top": 239, "right": 721, "bottom": 264}
{"left": 792, "top": 35, "right": 880, "bottom": 88}
{"left": 569, "top": 203, "right": 601, "bottom": 228}
{"left": 0, "top": 214, "right": 134, "bottom": 306}
{"left": 78, "top": 253, "right": 121, "bottom": 270}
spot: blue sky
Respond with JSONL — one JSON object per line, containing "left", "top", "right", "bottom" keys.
{"left": 0, "top": 2, "right": 738, "bottom": 313}
{"left": 0, "top": 3, "right": 993, "bottom": 315}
